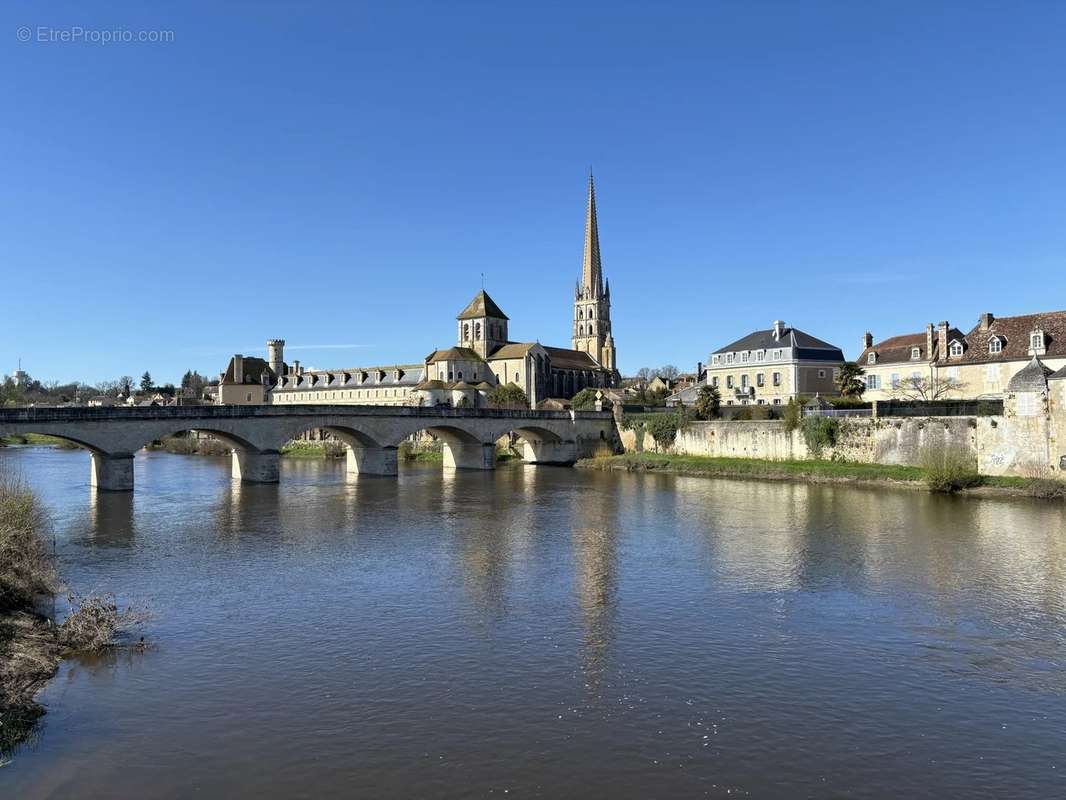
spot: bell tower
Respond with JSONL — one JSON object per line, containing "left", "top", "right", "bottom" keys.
{"left": 572, "top": 171, "right": 616, "bottom": 372}
{"left": 457, "top": 289, "right": 509, "bottom": 359}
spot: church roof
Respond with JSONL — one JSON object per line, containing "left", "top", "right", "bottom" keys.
{"left": 425, "top": 346, "right": 485, "bottom": 363}
{"left": 542, "top": 346, "right": 602, "bottom": 371}
{"left": 489, "top": 342, "right": 539, "bottom": 359}
{"left": 456, "top": 290, "right": 508, "bottom": 321}
{"left": 450, "top": 381, "right": 476, "bottom": 390}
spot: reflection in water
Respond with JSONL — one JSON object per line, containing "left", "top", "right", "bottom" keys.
{"left": 88, "top": 490, "right": 136, "bottom": 547}
{"left": 3, "top": 447, "right": 1066, "bottom": 799}
{"left": 572, "top": 477, "right": 619, "bottom": 693}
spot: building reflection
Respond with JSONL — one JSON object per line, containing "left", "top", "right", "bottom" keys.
{"left": 571, "top": 473, "right": 620, "bottom": 694}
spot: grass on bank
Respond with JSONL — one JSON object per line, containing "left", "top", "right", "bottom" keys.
{"left": 577, "top": 452, "right": 1066, "bottom": 498}
{"left": 0, "top": 434, "right": 80, "bottom": 449}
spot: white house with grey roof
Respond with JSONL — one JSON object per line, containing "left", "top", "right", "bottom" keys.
{"left": 701, "top": 320, "right": 845, "bottom": 406}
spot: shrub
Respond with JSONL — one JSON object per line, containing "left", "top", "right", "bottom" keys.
{"left": 570, "top": 388, "right": 600, "bottom": 411}
{"left": 919, "top": 444, "right": 980, "bottom": 492}
{"left": 643, "top": 413, "right": 685, "bottom": 450}
{"left": 800, "top": 416, "right": 841, "bottom": 458}
{"left": 782, "top": 398, "right": 802, "bottom": 433}
{"left": 58, "top": 592, "right": 148, "bottom": 653}
{"left": 0, "top": 472, "right": 55, "bottom": 611}
{"left": 486, "top": 383, "right": 528, "bottom": 409}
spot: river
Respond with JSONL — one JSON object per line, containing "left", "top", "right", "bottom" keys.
{"left": 1, "top": 446, "right": 1064, "bottom": 798}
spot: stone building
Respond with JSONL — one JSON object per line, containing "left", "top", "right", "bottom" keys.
{"left": 860, "top": 310, "right": 1066, "bottom": 400}
{"left": 856, "top": 322, "right": 965, "bottom": 400}
{"left": 218, "top": 174, "right": 619, "bottom": 407}
{"left": 703, "top": 321, "right": 845, "bottom": 406}
{"left": 941, "top": 310, "right": 1066, "bottom": 398}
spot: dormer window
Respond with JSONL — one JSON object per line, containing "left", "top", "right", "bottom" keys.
{"left": 988, "top": 337, "right": 1002, "bottom": 354}
{"left": 867, "top": 352, "right": 876, "bottom": 365}
{"left": 949, "top": 340, "right": 964, "bottom": 357}
{"left": 1029, "top": 329, "right": 1046, "bottom": 354}
{"left": 755, "top": 350, "right": 764, "bottom": 362}
{"left": 910, "top": 347, "right": 921, "bottom": 360}
{"left": 726, "top": 354, "right": 734, "bottom": 364}
{"left": 741, "top": 352, "right": 749, "bottom": 363}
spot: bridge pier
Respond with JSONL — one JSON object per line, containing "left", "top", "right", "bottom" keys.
{"left": 442, "top": 442, "right": 496, "bottom": 470}
{"left": 522, "top": 440, "right": 578, "bottom": 465}
{"left": 90, "top": 453, "right": 135, "bottom": 492}
{"left": 231, "top": 450, "right": 281, "bottom": 483}
{"left": 346, "top": 445, "right": 398, "bottom": 477}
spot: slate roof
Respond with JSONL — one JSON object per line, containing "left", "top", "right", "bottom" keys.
{"left": 221, "top": 356, "right": 275, "bottom": 385}
{"left": 1048, "top": 365, "right": 1066, "bottom": 381}
{"left": 542, "top": 346, "right": 602, "bottom": 371}
{"left": 714, "top": 325, "right": 844, "bottom": 361}
{"left": 955, "top": 311, "right": 1066, "bottom": 365}
{"left": 1006, "top": 357, "right": 1053, "bottom": 392}
{"left": 273, "top": 364, "right": 424, "bottom": 392}
{"left": 456, "top": 290, "right": 508, "bottom": 321}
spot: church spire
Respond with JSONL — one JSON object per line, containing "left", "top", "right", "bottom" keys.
{"left": 582, "top": 170, "right": 603, "bottom": 296}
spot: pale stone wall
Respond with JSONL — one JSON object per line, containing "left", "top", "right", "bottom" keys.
{"left": 941, "top": 358, "right": 1066, "bottom": 399}
{"left": 626, "top": 418, "right": 997, "bottom": 469}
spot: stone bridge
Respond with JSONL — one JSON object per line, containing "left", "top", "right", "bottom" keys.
{"left": 0, "top": 405, "right": 620, "bottom": 491}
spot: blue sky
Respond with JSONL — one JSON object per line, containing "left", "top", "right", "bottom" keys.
{"left": 2, "top": 1, "right": 1065, "bottom": 385}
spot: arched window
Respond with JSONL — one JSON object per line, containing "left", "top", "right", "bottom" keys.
{"left": 578, "top": 309, "right": 584, "bottom": 320}
{"left": 989, "top": 337, "right": 1002, "bottom": 354}
{"left": 579, "top": 325, "right": 584, "bottom": 336}
{"left": 463, "top": 323, "right": 470, "bottom": 340}
{"left": 475, "top": 322, "right": 481, "bottom": 340}
{"left": 458, "top": 371, "right": 463, "bottom": 380}
{"left": 589, "top": 308, "right": 595, "bottom": 319}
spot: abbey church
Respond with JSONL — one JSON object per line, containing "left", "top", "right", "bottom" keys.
{"left": 219, "top": 174, "right": 619, "bottom": 408}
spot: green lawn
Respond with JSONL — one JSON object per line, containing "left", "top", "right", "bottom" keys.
{"left": 576, "top": 452, "right": 1065, "bottom": 499}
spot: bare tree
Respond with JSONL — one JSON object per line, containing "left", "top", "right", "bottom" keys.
{"left": 657, "top": 364, "right": 680, "bottom": 381}
{"left": 888, "top": 374, "right": 965, "bottom": 401}
{"left": 636, "top": 367, "right": 651, "bottom": 382}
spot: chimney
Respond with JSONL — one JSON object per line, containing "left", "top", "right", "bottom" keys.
{"left": 293, "top": 359, "right": 302, "bottom": 376}
{"left": 772, "top": 320, "right": 785, "bottom": 340}
{"left": 926, "top": 323, "right": 934, "bottom": 360}
{"left": 937, "top": 322, "right": 949, "bottom": 361}
{"left": 862, "top": 331, "right": 873, "bottom": 350}
{"left": 233, "top": 355, "right": 244, "bottom": 384}
{"left": 979, "top": 312, "right": 994, "bottom": 332}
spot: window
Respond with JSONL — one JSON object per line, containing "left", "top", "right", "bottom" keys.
{"left": 712, "top": 355, "right": 720, "bottom": 365}
{"left": 726, "top": 354, "right": 735, "bottom": 364}
{"left": 989, "top": 337, "right": 1002, "bottom": 354}
{"left": 741, "top": 352, "right": 749, "bottom": 363}
{"left": 756, "top": 373, "right": 765, "bottom": 387}
{"left": 1030, "top": 331, "right": 1044, "bottom": 351}
{"left": 772, "top": 372, "right": 781, "bottom": 387}
{"left": 463, "top": 323, "right": 470, "bottom": 340}
{"left": 867, "top": 352, "right": 876, "bottom": 364}
{"left": 577, "top": 309, "right": 583, "bottom": 320}
{"left": 773, "top": 398, "right": 781, "bottom": 405}
{"left": 726, "top": 376, "right": 734, "bottom": 389}
{"left": 711, "top": 376, "right": 719, "bottom": 388}
{"left": 911, "top": 347, "right": 921, "bottom": 360}
{"left": 947, "top": 367, "right": 959, "bottom": 381}
{"left": 741, "top": 374, "right": 749, "bottom": 389}
{"left": 756, "top": 351, "right": 764, "bottom": 362}
{"left": 949, "top": 341, "right": 963, "bottom": 357}
{"left": 817, "top": 369, "right": 826, "bottom": 379}
{"left": 891, "top": 373, "right": 900, "bottom": 388}
{"left": 773, "top": 349, "right": 782, "bottom": 360}
{"left": 866, "top": 375, "right": 881, "bottom": 390}
{"left": 457, "top": 371, "right": 463, "bottom": 380}
{"left": 833, "top": 368, "right": 840, "bottom": 380}
{"left": 475, "top": 322, "right": 481, "bottom": 340}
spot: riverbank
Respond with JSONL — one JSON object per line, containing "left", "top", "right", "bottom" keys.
{"left": 0, "top": 434, "right": 78, "bottom": 449}
{"left": 576, "top": 453, "right": 1066, "bottom": 500}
